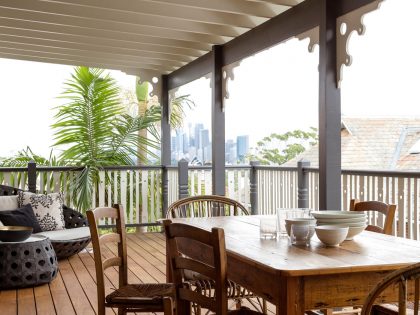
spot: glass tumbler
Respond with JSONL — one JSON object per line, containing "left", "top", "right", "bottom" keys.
{"left": 290, "top": 224, "right": 314, "bottom": 246}
{"left": 260, "top": 218, "right": 277, "bottom": 239}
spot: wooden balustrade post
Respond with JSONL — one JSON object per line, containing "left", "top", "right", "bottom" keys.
{"left": 297, "top": 159, "right": 310, "bottom": 209}
{"left": 27, "top": 160, "right": 37, "bottom": 193}
{"left": 249, "top": 161, "right": 260, "bottom": 215}
{"left": 178, "top": 159, "right": 189, "bottom": 200}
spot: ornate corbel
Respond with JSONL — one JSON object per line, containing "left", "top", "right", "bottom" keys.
{"left": 136, "top": 70, "right": 162, "bottom": 99}
{"left": 168, "top": 87, "right": 180, "bottom": 123}
{"left": 296, "top": 26, "right": 319, "bottom": 53}
{"left": 221, "top": 61, "right": 242, "bottom": 112}
{"left": 336, "top": 0, "right": 384, "bottom": 87}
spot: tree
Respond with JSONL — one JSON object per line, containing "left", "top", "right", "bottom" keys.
{"left": 247, "top": 128, "right": 318, "bottom": 165}
{"left": 52, "top": 66, "right": 161, "bottom": 210}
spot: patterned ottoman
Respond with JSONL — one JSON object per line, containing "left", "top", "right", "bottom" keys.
{"left": 0, "top": 235, "right": 58, "bottom": 289}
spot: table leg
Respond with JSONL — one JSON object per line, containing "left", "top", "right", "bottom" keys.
{"left": 278, "top": 277, "right": 305, "bottom": 315}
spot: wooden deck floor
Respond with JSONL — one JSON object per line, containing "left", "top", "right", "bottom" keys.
{"left": 0, "top": 232, "right": 275, "bottom": 315}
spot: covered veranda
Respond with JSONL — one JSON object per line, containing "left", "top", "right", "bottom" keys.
{"left": 0, "top": 1, "right": 403, "bottom": 315}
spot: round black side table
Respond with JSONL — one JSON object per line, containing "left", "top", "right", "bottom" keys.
{"left": 0, "top": 235, "right": 58, "bottom": 289}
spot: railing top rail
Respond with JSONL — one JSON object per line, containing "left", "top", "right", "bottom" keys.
{"left": 340, "top": 168, "right": 420, "bottom": 178}
{"left": 254, "top": 165, "right": 299, "bottom": 172}
{"left": 0, "top": 167, "right": 29, "bottom": 172}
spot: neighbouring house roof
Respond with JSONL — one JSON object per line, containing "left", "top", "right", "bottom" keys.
{"left": 0, "top": 0, "right": 303, "bottom": 75}
{"left": 285, "top": 117, "right": 420, "bottom": 171}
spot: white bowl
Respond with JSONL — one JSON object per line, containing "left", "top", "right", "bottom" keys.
{"left": 316, "top": 217, "right": 367, "bottom": 224}
{"left": 285, "top": 218, "right": 316, "bottom": 236}
{"left": 315, "top": 225, "right": 349, "bottom": 246}
{"left": 317, "top": 222, "right": 367, "bottom": 228}
{"left": 312, "top": 211, "right": 367, "bottom": 220}
{"left": 345, "top": 225, "right": 367, "bottom": 240}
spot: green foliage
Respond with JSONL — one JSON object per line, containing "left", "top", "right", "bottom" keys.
{"left": 51, "top": 66, "right": 162, "bottom": 210}
{"left": 247, "top": 128, "right": 318, "bottom": 165}
{"left": 0, "top": 147, "right": 61, "bottom": 167}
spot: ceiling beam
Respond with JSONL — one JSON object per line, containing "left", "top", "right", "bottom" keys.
{"left": 0, "top": 0, "right": 247, "bottom": 37}
{"left": 168, "top": 0, "right": 320, "bottom": 89}
{"left": 0, "top": 17, "right": 212, "bottom": 51}
{"left": 43, "top": 0, "right": 268, "bottom": 28}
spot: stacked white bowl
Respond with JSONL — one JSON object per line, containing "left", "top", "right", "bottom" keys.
{"left": 312, "top": 211, "right": 367, "bottom": 241}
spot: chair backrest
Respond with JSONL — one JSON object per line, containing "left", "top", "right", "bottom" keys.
{"left": 361, "top": 262, "right": 420, "bottom": 315}
{"left": 86, "top": 204, "right": 128, "bottom": 306}
{"left": 163, "top": 219, "right": 228, "bottom": 315}
{"left": 166, "top": 195, "right": 249, "bottom": 219}
{"left": 350, "top": 199, "right": 396, "bottom": 235}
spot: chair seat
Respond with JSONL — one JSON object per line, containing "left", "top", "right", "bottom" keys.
{"left": 105, "top": 283, "right": 175, "bottom": 306}
{"left": 372, "top": 303, "right": 416, "bottom": 315}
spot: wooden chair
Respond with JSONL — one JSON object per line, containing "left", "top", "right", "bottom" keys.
{"left": 87, "top": 204, "right": 174, "bottom": 315}
{"left": 361, "top": 262, "right": 420, "bottom": 315}
{"left": 166, "top": 195, "right": 250, "bottom": 219}
{"left": 350, "top": 199, "right": 397, "bottom": 235}
{"left": 163, "top": 219, "right": 264, "bottom": 315}
{"left": 167, "top": 195, "right": 266, "bottom": 314}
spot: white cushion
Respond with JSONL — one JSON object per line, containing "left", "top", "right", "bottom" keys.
{"left": 18, "top": 191, "right": 65, "bottom": 231}
{"left": 0, "top": 195, "right": 18, "bottom": 211}
{"left": 0, "top": 196, "right": 19, "bottom": 227}
{"left": 35, "top": 227, "right": 90, "bottom": 241}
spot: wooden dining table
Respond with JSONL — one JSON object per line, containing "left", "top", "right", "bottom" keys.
{"left": 169, "top": 215, "right": 420, "bottom": 315}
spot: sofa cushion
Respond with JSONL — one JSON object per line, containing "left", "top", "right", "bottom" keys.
{"left": 35, "top": 227, "right": 90, "bottom": 241}
{"left": 18, "top": 191, "right": 65, "bottom": 231}
{"left": 0, "top": 204, "right": 42, "bottom": 233}
{"left": 0, "top": 196, "right": 19, "bottom": 226}
{"left": 0, "top": 195, "right": 18, "bottom": 211}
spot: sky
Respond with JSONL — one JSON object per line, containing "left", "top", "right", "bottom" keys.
{"left": 0, "top": 0, "right": 419, "bottom": 157}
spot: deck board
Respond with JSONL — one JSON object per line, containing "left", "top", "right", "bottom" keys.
{"left": 0, "top": 232, "right": 275, "bottom": 315}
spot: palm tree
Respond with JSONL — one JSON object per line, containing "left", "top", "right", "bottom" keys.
{"left": 52, "top": 66, "right": 161, "bottom": 210}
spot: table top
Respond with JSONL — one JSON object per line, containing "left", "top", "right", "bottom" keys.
{"left": 0, "top": 234, "right": 47, "bottom": 244}
{"left": 171, "top": 215, "right": 420, "bottom": 277}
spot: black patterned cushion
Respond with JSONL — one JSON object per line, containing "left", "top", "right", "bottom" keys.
{"left": 0, "top": 204, "right": 42, "bottom": 233}
{"left": 18, "top": 192, "right": 65, "bottom": 231}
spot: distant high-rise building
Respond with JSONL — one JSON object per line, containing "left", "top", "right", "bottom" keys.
{"left": 236, "top": 135, "right": 249, "bottom": 163}
{"left": 225, "top": 139, "right": 236, "bottom": 164}
{"left": 200, "top": 129, "right": 209, "bottom": 149}
{"left": 194, "top": 123, "right": 204, "bottom": 150}
{"left": 182, "top": 133, "right": 188, "bottom": 153}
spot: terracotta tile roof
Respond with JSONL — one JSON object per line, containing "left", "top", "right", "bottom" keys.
{"left": 284, "top": 118, "right": 420, "bottom": 170}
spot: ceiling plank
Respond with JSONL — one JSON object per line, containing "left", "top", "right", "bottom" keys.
{"left": 150, "top": 0, "right": 289, "bottom": 17}
{"left": 0, "top": 17, "right": 212, "bottom": 51}
{"left": 0, "top": 0, "right": 247, "bottom": 37}
{"left": 0, "top": 37, "right": 187, "bottom": 67}
{"left": 0, "top": 26, "right": 203, "bottom": 60}
{"left": 0, "top": 7, "right": 230, "bottom": 44}
{"left": 44, "top": 0, "right": 268, "bottom": 28}
{"left": 0, "top": 48, "right": 173, "bottom": 72}
{"left": 0, "top": 53, "right": 169, "bottom": 74}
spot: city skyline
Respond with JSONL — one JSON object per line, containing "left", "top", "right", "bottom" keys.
{"left": 171, "top": 122, "right": 249, "bottom": 165}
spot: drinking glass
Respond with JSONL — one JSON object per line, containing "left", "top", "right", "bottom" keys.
{"left": 290, "top": 224, "right": 314, "bottom": 246}
{"left": 277, "top": 208, "right": 312, "bottom": 237}
{"left": 260, "top": 218, "right": 277, "bottom": 239}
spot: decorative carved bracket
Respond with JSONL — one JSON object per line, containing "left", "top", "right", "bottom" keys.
{"left": 168, "top": 87, "right": 180, "bottom": 123}
{"left": 136, "top": 70, "right": 162, "bottom": 99}
{"left": 296, "top": 26, "right": 319, "bottom": 53}
{"left": 221, "top": 61, "right": 242, "bottom": 111}
{"left": 336, "top": 0, "right": 384, "bottom": 87}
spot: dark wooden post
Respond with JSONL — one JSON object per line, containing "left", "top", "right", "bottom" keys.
{"left": 211, "top": 45, "right": 225, "bottom": 196}
{"left": 27, "top": 160, "right": 37, "bottom": 193}
{"left": 249, "top": 161, "right": 260, "bottom": 215}
{"left": 297, "top": 159, "right": 310, "bottom": 209}
{"left": 161, "top": 74, "right": 170, "bottom": 216}
{"left": 318, "top": 0, "right": 341, "bottom": 210}
{"left": 178, "top": 159, "right": 189, "bottom": 200}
